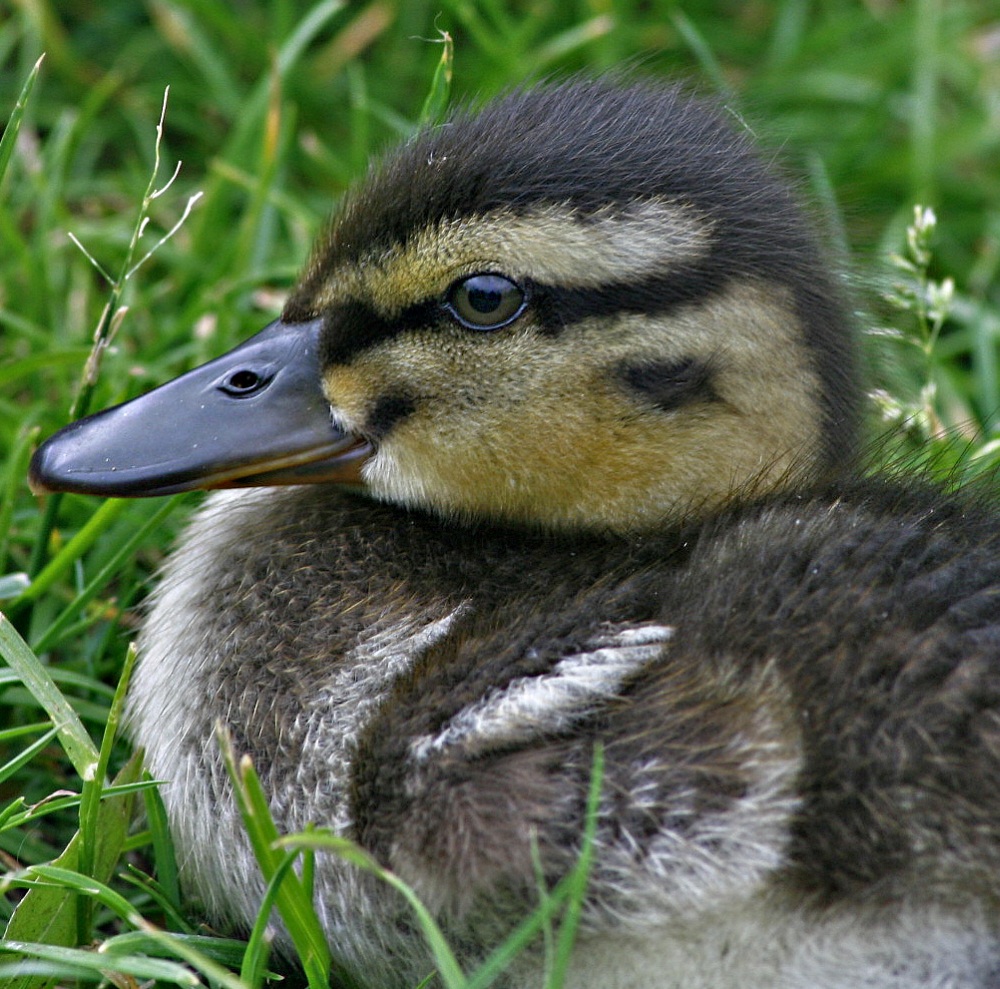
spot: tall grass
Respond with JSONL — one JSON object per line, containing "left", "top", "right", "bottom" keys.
{"left": 2, "top": 1, "right": 999, "bottom": 986}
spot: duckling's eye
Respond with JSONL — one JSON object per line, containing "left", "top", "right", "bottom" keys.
{"left": 445, "top": 274, "right": 526, "bottom": 330}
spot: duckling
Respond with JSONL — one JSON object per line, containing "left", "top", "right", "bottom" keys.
{"left": 30, "top": 80, "right": 1000, "bottom": 989}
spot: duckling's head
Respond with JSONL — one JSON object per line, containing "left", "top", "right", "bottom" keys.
{"left": 31, "top": 80, "right": 859, "bottom": 534}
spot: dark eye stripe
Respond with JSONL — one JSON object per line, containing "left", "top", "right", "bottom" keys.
{"left": 531, "top": 260, "right": 728, "bottom": 335}
{"left": 318, "top": 261, "right": 731, "bottom": 365}
{"left": 319, "top": 299, "right": 438, "bottom": 366}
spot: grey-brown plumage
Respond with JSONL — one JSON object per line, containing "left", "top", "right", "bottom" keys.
{"left": 29, "top": 80, "right": 1000, "bottom": 988}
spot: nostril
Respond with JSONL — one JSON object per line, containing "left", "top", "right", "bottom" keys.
{"left": 219, "top": 368, "right": 272, "bottom": 397}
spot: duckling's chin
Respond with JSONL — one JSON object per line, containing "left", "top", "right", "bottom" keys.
{"left": 357, "top": 441, "right": 803, "bottom": 534}
{"left": 359, "top": 448, "right": 437, "bottom": 518}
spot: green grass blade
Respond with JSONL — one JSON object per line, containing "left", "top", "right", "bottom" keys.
{"left": 240, "top": 850, "right": 300, "bottom": 988}
{"left": 280, "top": 746, "right": 602, "bottom": 989}
{"left": 2, "top": 751, "right": 142, "bottom": 984}
{"left": 0, "top": 795, "right": 82, "bottom": 834}
{"left": 117, "top": 866, "right": 193, "bottom": 935}
{"left": 547, "top": 744, "right": 602, "bottom": 988}
{"left": 31, "top": 498, "right": 178, "bottom": 653}
{"left": 418, "top": 30, "right": 453, "bottom": 126}
{"left": 12, "top": 498, "right": 128, "bottom": 608}
{"left": 26, "top": 865, "right": 142, "bottom": 926}
{"left": 0, "top": 614, "right": 98, "bottom": 778}
{"left": 0, "top": 426, "right": 38, "bottom": 575}
{"left": 106, "top": 928, "right": 251, "bottom": 989}
{"left": 275, "top": 0, "right": 347, "bottom": 77}
{"left": 0, "top": 940, "right": 199, "bottom": 986}
{"left": 279, "top": 830, "right": 464, "bottom": 989}
{"left": 76, "top": 643, "right": 138, "bottom": 942}
{"left": 220, "top": 731, "right": 339, "bottom": 989}
{"left": 0, "top": 54, "right": 44, "bottom": 190}
{"left": 668, "top": 12, "right": 733, "bottom": 100}
{"left": 100, "top": 931, "right": 250, "bottom": 968}
{"left": 910, "top": 0, "right": 941, "bottom": 201}
{"left": 141, "top": 775, "right": 182, "bottom": 914}
{"left": 533, "top": 16, "right": 614, "bottom": 70}
{"left": 0, "top": 725, "right": 57, "bottom": 788}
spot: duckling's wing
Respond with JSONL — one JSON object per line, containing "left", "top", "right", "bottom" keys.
{"left": 346, "top": 484, "right": 1000, "bottom": 986}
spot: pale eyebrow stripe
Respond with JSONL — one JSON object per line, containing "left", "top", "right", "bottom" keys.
{"left": 311, "top": 198, "right": 714, "bottom": 313}
{"left": 421, "top": 199, "right": 714, "bottom": 286}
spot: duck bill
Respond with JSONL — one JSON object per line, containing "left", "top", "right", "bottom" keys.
{"left": 28, "top": 318, "right": 372, "bottom": 498}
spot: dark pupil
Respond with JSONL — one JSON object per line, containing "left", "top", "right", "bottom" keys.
{"left": 467, "top": 280, "right": 504, "bottom": 314}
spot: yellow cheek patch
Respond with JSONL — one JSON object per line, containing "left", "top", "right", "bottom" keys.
{"left": 345, "top": 280, "right": 824, "bottom": 532}
{"left": 321, "top": 366, "right": 378, "bottom": 428}
{"left": 308, "top": 198, "right": 713, "bottom": 316}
